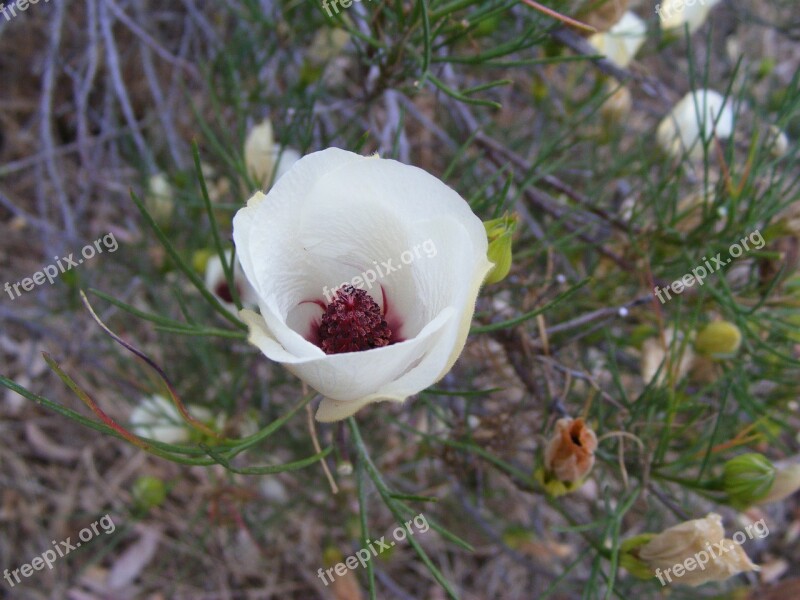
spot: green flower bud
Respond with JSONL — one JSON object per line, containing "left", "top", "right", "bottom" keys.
{"left": 619, "top": 534, "right": 658, "bottom": 580}
{"left": 722, "top": 453, "right": 776, "bottom": 507}
{"left": 192, "top": 248, "right": 215, "bottom": 274}
{"left": 483, "top": 213, "right": 517, "bottom": 285}
{"left": 132, "top": 475, "right": 167, "bottom": 510}
{"left": 695, "top": 321, "right": 742, "bottom": 358}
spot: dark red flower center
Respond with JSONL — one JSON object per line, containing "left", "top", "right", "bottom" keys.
{"left": 214, "top": 281, "right": 240, "bottom": 304}
{"left": 318, "top": 285, "right": 393, "bottom": 354}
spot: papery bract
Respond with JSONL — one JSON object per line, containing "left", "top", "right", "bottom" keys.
{"left": 637, "top": 513, "right": 759, "bottom": 587}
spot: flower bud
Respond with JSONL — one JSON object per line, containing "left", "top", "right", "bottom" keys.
{"left": 244, "top": 120, "right": 275, "bottom": 186}
{"left": 758, "top": 462, "right": 800, "bottom": 505}
{"left": 192, "top": 248, "right": 215, "bottom": 274}
{"left": 537, "top": 418, "right": 597, "bottom": 496}
{"left": 766, "top": 125, "right": 790, "bottom": 158}
{"left": 145, "top": 173, "right": 175, "bottom": 228}
{"left": 132, "top": 475, "right": 167, "bottom": 510}
{"left": 640, "top": 328, "right": 695, "bottom": 386}
{"left": 600, "top": 81, "right": 632, "bottom": 123}
{"left": 694, "top": 321, "right": 742, "bottom": 358}
{"left": 722, "top": 453, "right": 776, "bottom": 507}
{"left": 619, "top": 534, "right": 658, "bottom": 580}
{"left": 483, "top": 212, "right": 517, "bottom": 285}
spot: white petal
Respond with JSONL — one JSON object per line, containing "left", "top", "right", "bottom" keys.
{"left": 129, "top": 394, "right": 211, "bottom": 444}
{"left": 588, "top": 12, "right": 647, "bottom": 68}
{"left": 656, "top": 89, "right": 734, "bottom": 159}
{"left": 273, "top": 145, "right": 302, "bottom": 183}
{"left": 658, "top": 0, "right": 722, "bottom": 34}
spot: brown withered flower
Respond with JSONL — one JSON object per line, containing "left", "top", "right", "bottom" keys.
{"left": 544, "top": 418, "right": 598, "bottom": 483}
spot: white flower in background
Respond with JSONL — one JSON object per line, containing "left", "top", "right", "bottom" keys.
{"left": 308, "top": 27, "right": 350, "bottom": 65}
{"left": 657, "top": 0, "right": 723, "bottom": 35}
{"left": 656, "top": 89, "right": 734, "bottom": 159}
{"left": 588, "top": 11, "right": 647, "bottom": 68}
{"left": 130, "top": 394, "right": 212, "bottom": 444}
{"left": 244, "top": 120, "right": 302, "bottom": 190}
{"left": 766, "top": 125, "right": 790, "bottom": 158}
{"left": 204, "top": 250, "right": 259, "bottom": 311}
{"left": 638, "top": 513, "right": 759, "bottom": 586}
{"left": 641, "top": 328, "right": 695, "bottom": 386}
{"left": 600, "top": 80, "right": 633, "bottom": 122}
{"left": 233, "top": 148, "right": 492, "bottom": 422}
{"left": 145, "top": 173, "right": 175, "bottom": 227}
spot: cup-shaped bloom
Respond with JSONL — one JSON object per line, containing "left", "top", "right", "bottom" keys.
{"left": 544, "top": 417, "right": 598, "bottom": 483}
{"left": 588, "top": 11, "right": 647, "bottom": 68}
{"left": 658, "top": 0, "right": 723, "bottom": 35}
{"left": 637, "top": 513, "right": 759, "bottom": 587}
{"left": 204, "top": 250, "right": 259, "bottom": 312}
{"left": 657, "top": 89, "right": 734, "bottom": 159}
{"left": 233, "top": 148, "right": 493, "bottom": 422}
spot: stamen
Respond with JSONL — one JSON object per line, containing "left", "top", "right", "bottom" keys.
{"left": 318, "top": 285, "right": 393, "bottom": 354}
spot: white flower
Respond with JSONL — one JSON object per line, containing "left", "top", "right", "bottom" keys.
{"left": 588, "top": 11, "right": 647, "bottom": 68}
{"left": 244, "top": 120, "right": 302, "bottom": 190}
{"left": 641, "top": 328, "right": 695, "bottom": 387}
{"left": 130, "top": 394, "right": 212, "bottom": 444}
{"left": 656, "top": 89, "right": 734, "bottom": 159}
{"left": 766, "top": 125, "right": 790, "bottom": 158}
{"left": 600, "top": 80, "right": 633, "bottom": 122}
{"left": 145, "top": 173, "right": 175, "bottom": 227}
{"left": 204, "top": 250, "right": 259, "bottom": 312}
{"left": 658, "top": 0, "right": 723, "bottom": 35}
{"left": 233, "top": 148, "right": 492, "bottom": 422}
